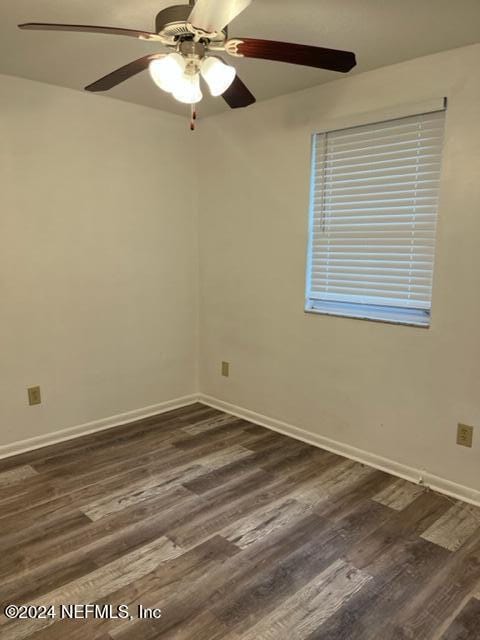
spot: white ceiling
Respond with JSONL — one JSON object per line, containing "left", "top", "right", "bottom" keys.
{"left": 2, "top": 0, "right": 480, "bottom": 117}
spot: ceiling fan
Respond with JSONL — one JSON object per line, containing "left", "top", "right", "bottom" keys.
{"left": 19, "top": 0, "right": 357, "bottom": 128}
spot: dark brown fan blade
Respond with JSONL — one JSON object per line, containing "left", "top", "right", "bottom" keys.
{"left": 85, "top": 54, "right": 162, "bottom": 92}
{"left": 222, "top": 75, "right": 256, "bottom": 109}
{"left": 18, "top": 23, "right": 161, "bottom": 41}
{"left": 233, "top": 38, "right": 356, "bottom": 72}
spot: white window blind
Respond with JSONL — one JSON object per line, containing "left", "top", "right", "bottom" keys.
{"left": 306, "top": 108, "right": 446, "bottom": 326}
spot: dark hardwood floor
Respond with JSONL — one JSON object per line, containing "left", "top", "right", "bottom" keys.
{"left": 0, "top": 403, "right": 479, "bottom": 639}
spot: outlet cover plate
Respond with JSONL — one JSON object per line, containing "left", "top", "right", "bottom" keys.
{"left": 28, "top": 386, "right": 42, "bottom": 406}
{"left": 457, "top": 424, "right": 474, "bottom": 448}
{"left": 221, "top": 361, "right": 230, "bottom": 377}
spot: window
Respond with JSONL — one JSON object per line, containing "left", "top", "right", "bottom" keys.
{"left": 306, "top": 108, "right": 446, "bottom": 326}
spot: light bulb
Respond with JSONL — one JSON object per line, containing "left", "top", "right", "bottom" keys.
{"left": 149, "top": 53, "right": 186, "bottom": 93}
{"left": 172, "top": 73, "right": 203, "bottom": 105}
{"left": 201, "top": 57, "right": 236, "bottom": 96}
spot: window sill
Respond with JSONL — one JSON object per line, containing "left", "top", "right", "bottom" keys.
{"left": 305, "top": 300, "right": 431, "bottom": 328}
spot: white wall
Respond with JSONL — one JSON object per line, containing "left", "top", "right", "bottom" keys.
{"left": 0, "top": 74, "right": 197, "bottom": 447}
{"left": 198, "top": 44, "right": 480, "bottom": 493}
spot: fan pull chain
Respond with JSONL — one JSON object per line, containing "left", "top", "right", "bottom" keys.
{"left": 190, "top": 104, "right": 197, "bottom": 131}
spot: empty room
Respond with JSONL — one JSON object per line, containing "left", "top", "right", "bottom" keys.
{"left": 1, "top": 0, "right": 480, "bottom": 638}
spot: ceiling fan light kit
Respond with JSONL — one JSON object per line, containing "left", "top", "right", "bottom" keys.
{"left": 148, "top": 45, "right": 237, "bottom": 105}
{"left": 18, "top": 0, "right": 357, "bottom": 128}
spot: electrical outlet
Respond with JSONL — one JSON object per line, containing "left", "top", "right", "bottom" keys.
{"left": 457, "top": 424, "right": 474, "bottom": 448}
{"left": 28, "top": 386, "right": 42, "bottom": 406}
{"left": 221, "top": 361, "right": 230, "bottom": 377}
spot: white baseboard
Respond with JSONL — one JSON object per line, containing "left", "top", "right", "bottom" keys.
{"left": 3, "top": 390, "right": 478, "bottom": 508}
{"left": 0, "top": 394, "right": 199, "bottom": 461}
{"left": 198, "top": 394, "right": 480, "bottom": 508}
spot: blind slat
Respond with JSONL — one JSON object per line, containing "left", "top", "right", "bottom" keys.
{"left": 318, "top": 144, "right": 444, "bottom": 166}
{"left": 309, "top": 291, "right": 432, "bottom": 310}
{"left": 316, "top": 178, "right": 440, "bottom": 192}
{"left": 314, "top": 166, "right": 441, "bottom": 183}
{"left": 323, "top": 129, "right": 445, "bottom": 153}
{"left": 313, "top": 222, "right": 438, "bottom": 228}
{"left": 322, "top": 190, "right": 440, "bottom": 200}
{"left": 326, "top": 116, "right": 444, "bottom": 142}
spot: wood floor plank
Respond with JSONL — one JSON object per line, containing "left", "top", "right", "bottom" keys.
{"left": 346, "top": 491, "right": 451, "bottom": 571}
{"left": 0, "top": 464, "right": 38, "bottom": 486}
{"left": 0, "top": 403, "right": 213, "bottom": 473}
{"left": 171, "top": 420, "right": 256, "bottom": 451}
{"left": 0, "top": 537, "right": 184, "bottom": 640}
{"left": 28, "top": 536, "right": 239, "bottom": 640}
{"left": 372, "top": 478, "right": 425, "bottom": 511}
{"left": 0, "top": 553, "right": 100, "bottom": 608}
{"left": 0, "top": 439, "right": 254, "bottom": 526}
{"left": 213, "top": 527, "right": 356, "bottom": 634}
{"left": 183, "top": 439, "right": 314, "bottom": 496}
{"left": 258, "top": 442, "right": 338, "bottom": 475}
{"left": 441, "top": 598, "right": 480, "bottom": 639}
{"left": 0, "top": 487, "right": 195, "bottom": 594}
{"left": 19, "top": 406, "right": 220, "bottom": 484}
{"left": 315, "top": 469, "right": 393, "bottom": 521}
{"left": 223, "top": 497, "right": 313, "bottom": 549}
{"left": 181, "top": 413, "right": 240, "bottom": 435}
{"left": 306, "top": 537, "right": 450, "bottom": 640}
{"left": 169, "top": 450, "right": 367, "bottom": 552}
{"left": 212, "top": 501, "right": 393, "bottom": 637}
{"left": 81, "top": 445, "right": 252, "bottom": 521}
{"left": 237, "top": 559, "right": 372, "bottom": 640}
{"left": 105, "top": 536, "right": 240, "bottom": 640}
{"left": 167, "top": 467, "right": 280, "bottom": 549}
{"left": 154, "top": 611, "right": 237, "bottom": 640}
{"left": 0, "top": 509, "right": 93, "bottom": 559}
{"left": 421, "top": 502, "right": 480, "bottom": 551}
{"left": 386, "top": 532, "right": 480, "bottom": 639}
{"left": 112, "top": 513, "right": 331, "bottom": 640}
{"left": 289, "top": 458, "right": 373, "bottom": 507}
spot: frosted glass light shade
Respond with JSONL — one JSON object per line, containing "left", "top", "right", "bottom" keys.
{"left": 149, "top": 53, "right": 186, "bottom": 93}
{"left": 201, "top": 57, "right": 236, "bottom": 96}
{"left": 172, "top": 73, "right": 203, "bottom": 104}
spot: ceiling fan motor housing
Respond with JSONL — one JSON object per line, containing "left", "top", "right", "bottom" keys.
{"left": 155, "top": 4, "right": 227, "bottom": 42}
